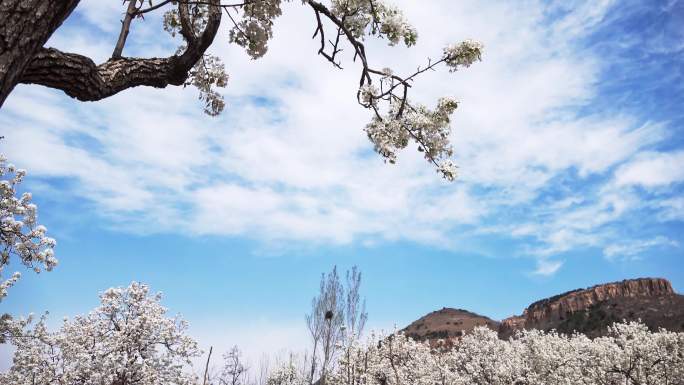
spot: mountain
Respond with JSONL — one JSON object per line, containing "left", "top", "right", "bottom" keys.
{"left": 403, "top": 308, "right": 499, "bottom": 348}
{"left": 403, "top": 278, "right": 684, "bottom": 343}
{"left": 404, "top": 307, "right": 499, "bottom": 340}
{"left": 500, "top": 277, "right": 683, "bottom": 338}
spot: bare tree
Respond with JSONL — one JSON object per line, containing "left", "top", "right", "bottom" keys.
{"left": 306, "top": 266, "right": 343, "bottom": 385}
{"left": 344, "top": 266, "right": 367, "bottom": 340}
{"left": 306, "top": 283, "right": 324, "bottom": 384}
{"left": 319, "top": 268, "right": 344, "bottom": 385}
{"left": 219, "top": 345, "right": 249, "bottom": 385}
{"left": 306, "top": 266, "right": 367, "bottom": 385}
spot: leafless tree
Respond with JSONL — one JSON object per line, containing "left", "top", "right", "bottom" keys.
{"left": 219, "top": 345, "right": 249, "bottom": 385}
{"left": 306, "top": 266, "right": 367, "bottom": 385}
{"left": 344, "top": 266, "right": 367, "bottom": 340}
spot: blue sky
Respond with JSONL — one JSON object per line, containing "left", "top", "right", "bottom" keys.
{"left": 1, "top": 0, "right": 683, "bottom": 367}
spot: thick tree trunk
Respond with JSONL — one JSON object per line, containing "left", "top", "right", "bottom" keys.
{"left": 0, "top": 0, "right": 80, "bottom": 106}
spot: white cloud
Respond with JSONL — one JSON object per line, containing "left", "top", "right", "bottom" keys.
{"left": 603, "top": 236, "right": 679, "bottom": 261}
{"left": 1, "top": 0, "right": 681, "bottom": 271}
{"left": 614, "top": 150, "right": 684, "bottom": 188}
{"left": 502, "top": 187, "right": 640, "bottom": 262}
{"left": 531, "top": 259, "right": 564, "bottom": 277}
{"left": 653, "top": 197, "right": 684, "bottom": 222}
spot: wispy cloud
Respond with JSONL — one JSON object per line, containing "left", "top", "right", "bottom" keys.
{"left": 603, "top": 236, "right": 679, "bottom": 261}
{"left": 615, "top": 151, "right": 684, "bottom": 188}
{"left": 1, "top": 0, "right": 682, "bottom": 276}
{"left": 531, "top": 259, "right": 564, "bottom": 277}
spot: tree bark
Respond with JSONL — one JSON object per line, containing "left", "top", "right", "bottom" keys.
{"left": 0, "top": 0, "right": 80, "bottom": 106}
{"left": 1, "top": 0, "right": 221, "bottom": 107}
{"left": 21, "top": 48, "right": 189, "bottom": 101}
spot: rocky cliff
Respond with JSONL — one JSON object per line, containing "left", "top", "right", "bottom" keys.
{"left": 405, "top": 278, "right": 683, "bottom": 343}
{"left": 499, "top": 278, "right": 679, "bottom": 338}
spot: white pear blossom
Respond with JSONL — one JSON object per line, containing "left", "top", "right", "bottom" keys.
{"left": 359, "top": 84, "right": 380, "bottom": 107}
{"left": 364, "top": 97, "right": 459, "bottom": 180}
{"left": 0, "top": 154, "right": 56, "bottom": 301}
{"left": 266, "top": 359, "right": 308, "bottom": 385}
{"left": 329, "top": 0, "right": 417, "bottom": 46}
{"left": 0, "top": 272, "right": 20, "bottom": 300}
{"left": 0, "top": 282, "right": 201, "bottom": 385}
{"left": 229, "top": 0, "right": 286, "bottom": 59}
{"left": 437, "top": 160, "right": 458, "bottom": 182}
{"left": 163, "top": 4, "right": 228, "bottom": 116}
{"left": 444, "top": 39, "right": 484, "bottom": 71}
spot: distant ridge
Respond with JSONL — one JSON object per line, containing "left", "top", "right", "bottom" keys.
{"left": 403, "top": 277, "right": 683, "bottom": 343}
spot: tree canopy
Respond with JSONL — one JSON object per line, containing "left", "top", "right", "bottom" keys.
{"left": 1, "top": 282, "right": 201, "bottom": 385}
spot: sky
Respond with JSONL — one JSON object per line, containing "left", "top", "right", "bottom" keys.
{"left": 1, "top": 0, "right": 683, "bottom": 371}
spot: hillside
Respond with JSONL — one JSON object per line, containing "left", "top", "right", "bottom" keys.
{"left": 404, "top": 278, "right": 684, "bottom": 342}
{"left": 403, "top": 307, "right": 499, "bottom": 343}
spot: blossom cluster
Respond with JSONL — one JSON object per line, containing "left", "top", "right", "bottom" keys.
{"left": 266, "top": 360, "right": 308, "bottom": 385}
{"left": 163, "top": 3, "right": 228, "bottom": 116}
{"left": 364, "top": 98, "right": 459, "bottom": 180}
{"left": 329, "top": 0, "right": 418, "bottom": 47}
{"left": 443, "top": 39, "right": 484, "bottom": 71}
{"left": 187, "top": 53, "right": 229, "bottom": 116}
{"left": 355, "top": 34, "right": 480, "bottom": 181}
{"left": 269, "top": 322, "right": 684, "bottom": 385}
{"left": 229, "top": 0, "right": 286, "bottom": 59}
{"left": 0, "top": 282, "right": 201, "bottom": 385}
{"left": 0, "top": 154, "right": 56, "bottom": 301}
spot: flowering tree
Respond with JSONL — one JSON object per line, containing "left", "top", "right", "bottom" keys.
{"left": 269, "top": 321, "right": 684, "bottom": 385}
{"left": 0, "top": 282, "right": 201, "bottom": 385}
{"left": 0, "top": 154, "right": 56, "bottom": 303}
{"left": 0, "top": 0, "right": 482, "bottom": 180}
{"left": 266, "top": 360, "right": 308, "bottom": 385}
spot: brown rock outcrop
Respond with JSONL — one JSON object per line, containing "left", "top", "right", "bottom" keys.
{"left": 500, "top": 278, "right": 675, "bottom": 338}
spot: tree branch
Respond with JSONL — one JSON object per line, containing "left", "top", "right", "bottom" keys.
{"left": 18, "top": 0, "right": 222, "bottom": 102}
{"left": 112, "top": 0, "right": 141, "bottom": 59}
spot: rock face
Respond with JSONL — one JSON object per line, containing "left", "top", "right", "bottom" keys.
{"left": 499, "top": 278, "right": 679, "bottom": 338}
{"left": 405, "top": 278, "right": 683, "bottom": 343}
